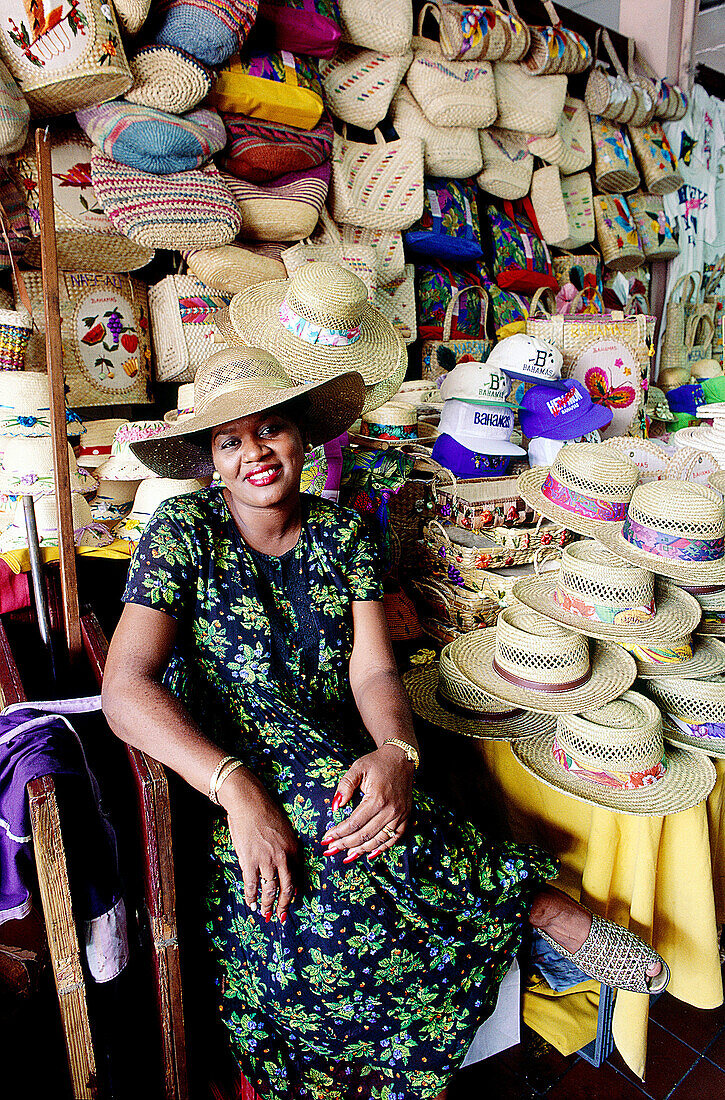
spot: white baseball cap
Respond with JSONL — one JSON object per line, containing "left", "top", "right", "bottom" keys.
{"left": 486, "top": 334, "right": 563, "bottom": 383}
{"left": 528, "top": 430, "right": 602, "bottom": 467}
{"left": 437, "top": 361, "right": 513, "bottom": 406}
{"left": 438, "top": 400, "right": 526, "bottom": 456}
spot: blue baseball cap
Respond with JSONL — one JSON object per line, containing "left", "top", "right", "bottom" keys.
{"left": 518, "top": 380, "right": 613, "bottom": 440}
{"left": 431, "top": 434, "right": 513, "bottom": 478}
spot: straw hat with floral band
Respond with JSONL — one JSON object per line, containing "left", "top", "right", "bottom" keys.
{"left": 228, "top": 263, "right": 405, "bottom": 388}
{"left": 618, "top": 633, "right": 725, "bottom": 680}
{"left": 644, "top": 675, "right": 725, "bottom": 761}
{"left": 518, "top": 442, "right": 639, "bottom": 540}
{"left": 402, "top": 644, "right": 556, "bottom": 741}
{"left": 512, "top": 540, "right": 702, "bottom": 644}
{"left": 96, "top": 422, "right": 169, "bottom": 482}
{"left": 511, "top": 690, "right": 715, "bottom": 816}
{"left": 164, "top": 384, "right": 195, "bottom": 424}
{"left": 128, "top": 347, "right": 365, "bottom": 480}
{"left": 0, "top": 437, "right": 97, "bottom": 498}
{"left": 0, "top": 372, "right": 63, "bottom": 438}
{"left": 90, "top": 478, "right": 141, "bottom": 525}
{"left": 596, "top": 481, "right": 725, "bottom": 585}
{"left": 448, "top": 604, "right": 637, "bottom": 716}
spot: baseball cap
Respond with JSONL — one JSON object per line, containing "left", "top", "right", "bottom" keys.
{"left": 437, "top": 361, "right": 513, "bottom": 407}
{"left": 438, "top": 399, "right": 526, "bottom": 456}
{"left": 519, "top": 380, "right": 613, "bottom": 440}
{"left": 431, "top": 434, "right": 513, "bottom": 478}
{"left": 527, "top": 430, "right": 602, "bottom": 468}
{"left": 486, "top": 333, "right": 563, "bottom": 383}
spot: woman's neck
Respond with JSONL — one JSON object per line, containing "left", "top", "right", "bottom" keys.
{"left": 223, "top": 488, "right": 303, "bottom": 556}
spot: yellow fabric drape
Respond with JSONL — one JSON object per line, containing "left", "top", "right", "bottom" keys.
{"left": 1, "top": 541, "right": 133, "bottom": 574}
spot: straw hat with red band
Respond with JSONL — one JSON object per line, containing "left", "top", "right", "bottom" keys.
{"left": 77, "top": 418, "right": 129, "bottom": 468}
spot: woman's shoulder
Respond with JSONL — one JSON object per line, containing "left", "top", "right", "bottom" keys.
{"left": 144, "top": 484, "right": 226, "bottom": 537}
{"left": 303, "top": 494, "right": 370, "bottom": 541}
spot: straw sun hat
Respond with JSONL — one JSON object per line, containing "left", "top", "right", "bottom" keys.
{"left": 0, "top": 437, "right": 97, "bottom": 498}
{"left": 129, "top": 347, "right": 365, "bottom": 479}
{"left": 620, "top": 634, "right": 725, "bottom": 679}
{"left": 117, "top": 478, "right": 208, "bottom": 543}
{"left": 77, "top": 418, "right": 130, "bottom": 468}
{"left": 448, "top": 604, "right": 637, "bottom": 715}
{"left": 402, "top": 645, "right": 556, "bottom": 741}
{"left": 645, "top": 675, "right": 725, "bottom": 760}
{"left": 96, "top": 422, "right": 168, "bottom": 482}
{"left": 511, "top": 691, "right": 715, "bottom": 816}
{"left": 670, "top": 580, "right": 725, "bottom": 635}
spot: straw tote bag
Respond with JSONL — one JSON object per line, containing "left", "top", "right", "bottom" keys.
{"left": 628, "top": 120, "right": 683, "bottom": 196}
{"left": 337, "top": 0, "right": 413, "bottom": 55}
{"left": 591, "top": 115, "right": 640, "bottom": 193}
{"left": 626, "top": 192, "right": 679, "bottom": 262}
{"left": 375, "top": 264, "right": 417, "bottom": 344}
{"left": 527, "top": 97, "right": 592, "bottom": 175}
{"left": 530, "top": 167, "right": 595, "bottom": 251}
{"left": 522, "top": 0, "right": 592, "bottom": 76}
{"left": 331, "top": 127, "right": 424, "bottom": 231}
{"left": 149, "top": 274, "right": 232, "bottom": 383}
{"left": 633, "top": 48, "right": 688, "bottom": 122}
{"left": 659, "top": 272, "right": 702, "bottom": 381}
{"left": 0, "top": 58, "right": 29, "bottom": 155}
{"left": 625, "top": 40, "right": 657, "bottom": 127}
{"left": 492, "top": 63, "right": 567, "bottom": 136}
{"left": 405, "top": 4, "right": 496, "bottom": 129}
{"left": 434, "top": 0, "right": 530, "bottom": 63}
{"left": 390, "top": 86, "right": 481, "bottom": 178}
{"left": 593, "top": 193, "right": 645, "bottom": 271}
{"left": 317, "top": 211, "right": 405, "bottom": 286}
{"left": 0, "top": 0, "right": 132, "bottom": 117}
{"left": 585, "top": 30, "right": 638, "bottom": 125}
{"left": 478, "top": 128, "right": 532, "bottom": 200}
{"left": 420, "top": 284, "right": 491, "bottom": 380}
{"left": 320, "top": 44, "right": 412, "bottom": 130}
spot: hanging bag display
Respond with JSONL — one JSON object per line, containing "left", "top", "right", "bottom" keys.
{"left": 627, "top": 119, "right": 684, "bottom": 196}
{"left": 477, "top": 129, "right": 533, "bottom": 200}
{"left": 659, "top": 272, "right": 703, "bottom": 385}
{"left": 317, "top": 209, "right": 406, "bottom": 286}
{"left": 484, "top": 199, "right": 559, "bottom": 295}
{"left": 209, "top": 51, "right": 325, "bottom": 130}
{"left": 492, "top": 62, "right": 568, "bottom": 136}
{"left": 591, "top": 114, "right": 640, "bottom": 193}
{"left": 530, "top": 167, "right": 595, "bottom": 251}
{"left": 625, "top": 39, "right": 657, "bottom": 127}
{"left": 626, "top": 192, "right": 679, "bottom": 262}
{"left": 522, "top": 0, "right": 592, "bottom": 76}
{"left": 434, "top": 0, "right": 531, "bottom": 63}
{"left": 337, "top": 0, "right": 413, "bottom": 56}
{"left": 633, "top": 47, "right": 688, "bottom": 122}
{"left": 527, "top": 96, "right": 592, "bottom": 175}
{"left": 320, "top": 44, "right": 412, "bottom": 130}
{"left": 585, "top": 29, "right": 638, "bottom": 124}
{"left": 220, "top": 111, "right": 333, "bottom": 182}
{"left": 375, "top": 263, "right": 417, "bottom": 345}
{"left": 149, "top": 274, "right": 232, "bottom": 383}
{"left": 390, "top": 86, "right": 481, "bottom": 178}
{"left": 403, "top": 178, "right": 482, "bottom": 263}
{"left": 420, "top": 282, "right": 491, "bottom": 379}
{"left": 330, "top": 125, "right": 424, "bottom": 231}
{"left": 593, "top": 192, "right": 645, "bottom": 271}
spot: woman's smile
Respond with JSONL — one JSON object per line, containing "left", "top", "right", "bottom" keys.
{"left": 245, "top": 463, "right": 282, "bottom": 487}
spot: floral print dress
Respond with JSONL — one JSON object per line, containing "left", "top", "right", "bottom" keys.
{"left": 123, "top": 486, "right": 556, "bottom": 1100}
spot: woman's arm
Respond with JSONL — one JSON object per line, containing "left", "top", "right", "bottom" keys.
{"left": 102, "top": 603, "right": 298, "bottom": 921}
{"left": 321, "top": 600, "right": 419, "bottom": 863}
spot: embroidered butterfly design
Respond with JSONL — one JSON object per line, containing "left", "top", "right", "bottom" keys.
{"left": 584, "top": 366, "right": 635, "bottom": 410}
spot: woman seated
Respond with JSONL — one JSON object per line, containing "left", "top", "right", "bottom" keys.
{"left": 103, "top": 348, "right": 666, "bottom": 1100}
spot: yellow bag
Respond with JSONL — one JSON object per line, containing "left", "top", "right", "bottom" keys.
{"left": 209, "top": 51, "right": 324, "bottom": 130}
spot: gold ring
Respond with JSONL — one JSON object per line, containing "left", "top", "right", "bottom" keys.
{"left": 383, "top": 825, "right": 396, "bottom": 839}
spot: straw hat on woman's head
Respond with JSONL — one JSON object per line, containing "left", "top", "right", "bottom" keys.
{"left": 129, "top": 346, "right": 365, "bottom": 479}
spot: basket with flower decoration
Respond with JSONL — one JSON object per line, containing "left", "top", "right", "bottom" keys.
{"left": 422, "top": 519, "right": 572, "bottom": 587}
{"left": 434, "top": 475, "right": 534, "bottom": 531}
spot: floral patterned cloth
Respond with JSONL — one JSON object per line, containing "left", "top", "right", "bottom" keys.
{"left": 122, "top": 486, "right": 556, "bottom": 1100}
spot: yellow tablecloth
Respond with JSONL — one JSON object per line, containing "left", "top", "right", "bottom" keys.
{"left": 480, "top": 740, "right": 724, "bottom": 1079}
{"left": 1, "top": 541, "right": 133, "bottom": 574}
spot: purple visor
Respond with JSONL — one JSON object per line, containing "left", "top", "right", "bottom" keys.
{"left": 431, "top": 434, "right": 513, "bottom": 479}
{"left": 518, "top": 380, "right": 613, "bottom": 441}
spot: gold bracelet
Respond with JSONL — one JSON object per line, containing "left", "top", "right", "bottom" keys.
{"left": 208, "top": 755, "right": 237, "bottom": 805}
{"left": 214, "top": 758, "right": 246, "bottom": 803}
{"left": 381, "top": 737, "right": 420, "bottom": 770}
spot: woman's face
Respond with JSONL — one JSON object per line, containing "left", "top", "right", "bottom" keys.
{"left": 211, "top": 409, "right": 305, "bottom": 511}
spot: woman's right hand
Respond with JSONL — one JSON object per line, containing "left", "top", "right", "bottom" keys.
{"left": 220, "top": 771, "right": 299, "bottom": 923}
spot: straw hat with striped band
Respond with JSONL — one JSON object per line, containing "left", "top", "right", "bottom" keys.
{"left": 644, "top": 674, "right": 725, "bottom": 760}
{"left": 668, "top": 579, "right": 725, "bottom": 636}
{"left": 164, "top": 384, "right": 195, "bottom": 425}
{"left": 448, "top": 605, "right": 637, "bottom": 715}
{"left": 95, "top": 421, "right": 168, "bottom": 482}
{"left": 597, "top": 481, "right": 725, "bottom": 584}
{"left": 402, "top": 645, "right": 556, "bottom": 741}
{"left": 517, "top": 442, "right": 639, "bottom": 540}
{"left": 128, "top": 347, "right": 365, "bottom": 480}
{"left": 512, "top": 691, "right": 716, "bottom": 815}
{"left": 512, "top": 540, "right": 702, "bottom": 643}
{"left": 619, "top": 634, "right": 725, "bottom": 679}
{"left": 228, "top": 263, "right": 405, "bottom": 388}
{"left": 77, "top": 419, "right": 129, "bottom": 468}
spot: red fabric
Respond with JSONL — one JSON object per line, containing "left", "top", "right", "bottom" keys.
{"left": 0, "top": 561, "right": 30, "bottom": 614}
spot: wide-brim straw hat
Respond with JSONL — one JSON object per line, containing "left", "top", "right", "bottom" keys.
{"left": 668, "top": 579, "right": 725, "bottom": 636}
{"left": 361, "top": 344, "right": 408, "bottom": 415}
{"left": 402, "top": 647, "right": 555, "bottom": 741}
{"left": 77, "top": 418, "right": 129, "bottom": 468}
{"left": 129, "top": 347, "right": 365, "bottom": 479}
{"left": 597, "top": 481, "right": 725, "bottom": 584}
{"left": 511, "top": 691, "right": 715, "bottom": 816}
{"left": 0, "top": 437, "right": 97, "bottom": 498}
{"left": 709, "top": 470, "right": 725, "bottom": 496}
{"left": 448, "top": 605, "right": 637, "bottom": 715}
{"left": 512, "top": 540, "right": 702, "bottom": 643}
{"left": 644, "top": 674, "right": 725, "bottom": 760}
{"left": 164, "top": 384, "right": 195, "bottom": 424}
{"left": 517, "top": 442, "right": 639, "bottom": 540}
{"left": 620, "top": 634, "right": 725, "bottom": 679}
{"left": 95, "top": 421, "right": 169, "bottom": 481}
{"left": 228, "top": 263, "right": 405, "bottom": 388}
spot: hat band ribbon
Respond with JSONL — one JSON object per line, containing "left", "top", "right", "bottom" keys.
{"left": 553, "top": 587, "right": 655, "bottom": 626}
{"left": 668, "top": 714, "right": 725, "bottom": 741}
{"left": 541, "top": 473, "right": 628, "bottom": 522}
{"left": 435, "top": 687, "right": 523, "bottom": 722}
{"left": 622, "top": 517, "right": 725, "bottom": 562}
{"left": 75, "top": 522, "right": 114, "bottom": 548}
{"left": 279, "top": 303, "right": 361, "bottom": 347}
{"left": 0, "top": 414, "right": 51, "bottom": 430}
{"left": 553, "top": 735, "right": 667, "bottom": 789}
{"left": 79, "top": 444, "right": 113, "bottom": 458}
{"left": 492, "top": 658, "right": 591, "bottom": 693}
{"left": 621, "top": 640, "right": 694, "bottom": 666}
{"left": 177, "top": 406, "right": 194, "bottom": 417}
{"left": 361, "top": 422, "right": 416, "bottom": 441}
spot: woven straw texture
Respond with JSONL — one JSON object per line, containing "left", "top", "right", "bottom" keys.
{"left": 76, "top": 102, "right": 226, "bottom": 175}
{"left": 13, "top": 129, "right": 154, "bottom": 273}
{"left": 512, "top": 541, "right": 702, "bottom": 642}
{"left": 390, "top": 87, "right": 481, "bottom": 178}
{"left": 112, "top": 0, "right": 150, "bottom": 33}
{"left": 330, "top": 129, "right": 424, "bottom": 231}
{"left": 513, "top": 690, "right": 715, "bottom": 815}
{"left": 493, "top": 64, "right": 567, "bottom": 137}
{"left": 319, "top": 220, "right": 405, "bottom": 287}
{"left": 0, "top": 492, "right": 111, "bottom": 552}
{"left": 627, "top": 191, "right": 680, "bottom": 261}
{"left": 374, "top": 264, "right": 417, "bottom": 345}
{"left": 531, "top": 167, "right": 595, "bottom": 250}
{"left": 403, "top": 658, "right": 555, "bottom": 741}
{"left": 591, "top": 115, "right": 640, "bottom": 192}
{"left": 598, "top": 481, "right": 725, "bottom": 584}
{"left": 0, "top": 436, "right": 96, "bottom": 497}
{"left": 91, "top": 155, "right": 243, "bottom": 250}
{"left": 449, "top": 604, "right": 637, "bottom": 714}
{"left": 594, "top": 193, "right": 645, "bottom": 271}
{"left": 222, "top": 163, "right": 330, "bottom": 242}
{"left": 0, "top": 0, "right": 132, "bottom": 117}
{"left": 149, "top": 274, "right": 231, "bottom": 384}
{"left": 437, "top": 2, "right": 530, "bottom": 63}
{"left": 647, "top": 674, "right": 725, "bottom": 756}
{"left": 0, "top": 308, "right": 31, "bottom": 370}
{"left": 338, "top": 0, "right": 413, "bottom": 55}
{"left": 434, "top": 473, "right": 534, "bottom": 529}
{"left": 212, "top": 306, "right": 240, "bottom": 345}
{"left": 659, "top": 273, "right": 708, "bottom": 381}
{"left": 410, "top": 574, "right": 506, "bottom": 632}
{"left": 407, "top": 11, "right": 496, "bottom": 129}
{"left": 621, "top": 635, "right": 725, "bottom": 680}
{"left": 584, "top": 32, "right": 638, "bottom": 124}
{"left": 629, "top": 121, "right": 684, "bottom": 196}
{"left": 362, "top": 343, "right": 407, "bottom": 414}
{"left": 477, "top": 129, "right": 533, "bottom": 200}
{"left": 0, "top": 57, "right": 29, "bottom": 155}
{"left": 95, "top": 420, "right": 166, "bottom": 481}
{"left": 523, "top": 22, "right": 592, "bottom": 77}
{"left": 669, "top": 577, "right": 725, "bottom": 637}
{"left": 423, "top": 519, "right": 573, "bottom": 583}
{"left": 186, "top": 243, "right": 286, "bottom": 294}
{"left": 321, "top": 45, "right": 412, "bottom": 129}
{"left": 528, "top": 97, "right": 592, "bottom": 175}
{"left": 0, "top": 369, "right": 66, "bottom": 435}
{"left": 220, "top": 113, "right": 333, "bottom": 183}
{"left": 125, "top": 46, "right": 211, "bottom": 114}
{"left": 281, "top": 239, "right": 378, "bottom": 299}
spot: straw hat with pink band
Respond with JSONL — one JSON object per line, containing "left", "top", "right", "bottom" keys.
{"left": 77, "top": 418, "right": 129, "bottom": 468}
{"left": 517, "top": 442, "right": 639, "bottom": 540}
{"left": 645, "top": 676, "right": 725, "bottom": 761}
{"left": 95, "top": 421, "right": 169, "bottom": 481}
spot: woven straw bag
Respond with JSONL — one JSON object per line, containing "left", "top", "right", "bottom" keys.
{"left": 0, "top": 164, "right": 31, "bottom": 271}
{"left": 660, "top": 272, "right": 700, "bottom": 373}
{"left": 585, "top": 30, "right": 638, "bottom": 125}
{"left": 522, "top": 0, "right": 592, "bottom": 76}
{"left": 591, "top": 115, "right": 640, "bottom": 193}
{"left": 185, "top": 243, "right": 286, "bottom": 294}
{"left": 406, "top": 5, "right": 496, "bottom": 129}
{"left": 625, "top": 40, "right": 657, "bottom": 127}
{"left": 281, "top": 236, "right": 378, "bottom": 298}
{"left": 531, "top": 167, "right": 595, "bottom": 250}
{"left": 492, "top": 63, "right": 568, "bottom": 136}
{"left": 0, "top": 58, "right": 29, "bottom": 155}
{"left": 318, "top": 212, "right": 405, "bottom": 286}
{"left": 390, "top": 86, "right": 481, "bottom": 177}
{"left": 683, "top": 311, "right": 715, "bottom": 372}
{"left": 13, "top": 128, "right": 154, "bottom": 273}
{"left": 320, "top": 45, "right": 412, "bottom": 129}
{"left": 628, "top": 120, "right": 683, "bottom": 196}
{"left": 477, "top": 129, "right": 533, "bottom": 200}
{"left": 0, "top": 0, "right": 132, "bottom": 117}
{"left": 435, "top": 0, "right": 530, "bottom": 63}
{"left": 331, "top": 126, "right": 424, "bottom": 231}
{"left": 424, "top": 519, "right": 571, "bottom": 580}
{"left": 113, "top": 0, "right": 151, "bottom": 34}
{"left": 410, "top": 576, "right": 505, "bottom": 633}
{"left": 420, "top": 284, "right": 491, "bottom": 379}
{"left": 633, "top": 48, "right": 687, "bottom": 122}
{"left": 149, "top": 274, "right": 231, "bottom": 384}
{"left": 593, "top": 193, "right": 644, "bottom": 271}
{"left": 22, "top": 270, "right": 151, "bottom": 406}
{"left": 337, "top": 0, "right": 413, "bottom": 55}
{"left": 527, "top": 97, "right": 591, "bottom": 175}
{"left": 375, "top": 263, "right": 417, "bottom": 344}
{"left": 626, "top": 192, "right": 679, "bottom": 262}
{"left": 222, "top": 162, "right": 330, "bottom": 241}
{"left": 0, "top": 307, "right": 31, "bottom": 370}
{"left": 434, "top": 476, "right": 533, "bottom": 529}
{"left": 124, "top": 45, "right": 212, "bottom": 115}
{"left": 552, "top": 251, "right": 602, "bottom": 291}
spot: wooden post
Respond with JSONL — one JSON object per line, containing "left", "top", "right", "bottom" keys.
{"left": 35, "top": 128, "right": 82, "bottom": 660}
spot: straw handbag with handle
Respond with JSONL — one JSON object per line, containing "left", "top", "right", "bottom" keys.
{"left": 337, "top": 0, "right": 413, "bottom": 56}
{"left": 527, "top": 97, "right": 592, "bottom": 175}
{"left": 628, "top": 120, "right": 683, "bottom": 196}
{"left": 320, "top": 44, "right": 412, "bottom": 129}
{"left": 659, "top": 273, "right": 703, "bottom": 385}
{"left": 477, "top": 129, "right": 533, "bottom": 200}
{"left": 330, "top": 125, "right": 424, "bottom": 230}
{"left": 530, "top": 167, "right": 595, "bottom": 250}
{"left": 493, "top": 63, "right": 568, "bottom": 136}
{"left": 684, "top": 312, "right": 716, "bottom": 372}
{"left": 375, "top": 264, "right": 417, "bottom": 345}
{"left": 420, "top": 284, "right": 491, "bottom": 380}
{"left": 633, "top": 47, "right": 688, "bottom": 122}
{"left": 626, "top": 192, "right": 679, "bottom": 262}
{"left": 591, "top": 114, "right": 640, "bottom": 193}
{"left": 149, "top": 274, "right": 232, "bottom": 383}
{"left": 522, "top": 0, "right": 592, "bottom": 76}
{"left": 585, "top": 29, "right": 638, "bottom": 124}
{"left": 625, "top": 40, "right": 657, "bottom": 127}
{"left": 593, "top": 193, "right": 645, "bottom": 271}
{"left": 390, "top": 86, "right": 482, "bottom": 178}
{"left": 317, "top": 210, "right": 405, "bottom": 286}
{"left": 434, "top": 0, "right": 531, "bottom": 63}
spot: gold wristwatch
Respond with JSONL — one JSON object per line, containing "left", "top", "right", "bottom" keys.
{"left": 381, "top": 737, "right": 420, "bottom": 770}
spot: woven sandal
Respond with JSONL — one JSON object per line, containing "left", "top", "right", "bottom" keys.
{"left": 537, "top": 913, "right": 670, "bottom": 995}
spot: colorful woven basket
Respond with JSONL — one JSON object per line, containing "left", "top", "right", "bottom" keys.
{"left": 0, "top": 307, "right": 31, "bottom": 370}
{"left": 422, "top": 519, "right": 572, "bottom": 585}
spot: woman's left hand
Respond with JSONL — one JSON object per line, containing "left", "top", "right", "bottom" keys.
{"left": 321, "top": 744, "right": 415, "bottom": 862}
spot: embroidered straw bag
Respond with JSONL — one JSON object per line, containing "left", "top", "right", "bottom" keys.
{"left": 420, "top": 284, "right": 491, "bottom": 380}
{"left": 593, "top": 193, "right": 645, "bottom": 271}
{"left": 527, "top": 97, "right": 592, "bottom": 175}
{"left": 317, "top": 211, "right": 405, "bottom": 286}
{"left": 531, "top": 167, "right": 595, "bottom": 251}
{"left": 406, "top": 4, "right": 497, "bottom": 129}
{"left": 0, "top": 307, "right": 32, "bottom": 370}
{"left": 591, "top": 115, "right": 640, "bottom": 193}
{"left": 628, "top": 120, "right": 683, "bottom": 196}
{"left": 0, "top": 0, "right": 132, "bottom": 117}
{"left": 320, "top": 45, "right": 412, "bottom": 130}
{"left": 0, "top": 58, "right": 29, "bottom": 154}
{"left": 522, "top": 0, "right": 592, "bottom": 76}
{"left": 627, "top": 193, "right": 679, "bottom": 262}
{"left": 633, "top": 48, "right": 687, "bottom": 122}
{"left": 330, "top": 126, "right": 424, "bottom": 231}
{"left": 375, "top": 264, "right": 417, "bottom": 345}
{"left": 435, "top": 0, "right": 530, "bottom": 63}
{"left": 390, "top": 86, "right": 481, "bottom": 178}
{"left": 149, "top": 274, "right": 232, "bottom": 383}
{"left": 434, "top": 476, "right": 534, "bottom": 529}
{"left": 424, "top": 519, "right": 571, "bottom": 580}
{"left": 337, "top": 0, "right": 413, "bottom": 56}
{"left": 477, "top": 129, "right": 533, "bottom": 200}
{"left": 492, "top": 63, "right": 568, "bottom": 136}
{"left": 625, "top": 40, "right": 658, "bottom": 127}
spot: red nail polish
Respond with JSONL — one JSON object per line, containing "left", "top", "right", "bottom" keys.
{"left": 321, "top": 836, "right": 334, "bottom": 845}
{"left": 332, "top": 793, "right": 342, "bottom": 811}
{"left": 342, "top": 853, "right": 360, "bottom": 864}
{"left": 323, "top": 848, "right": 340, "bottom": 857}
{"left": 280, "top": 913, "right": 287, "bottom": 924}
{"left": 369, "top": 849, "right": 381, "bottom": 859}
{"left": 264, "top": 912, "right": 271, "bottom": 923}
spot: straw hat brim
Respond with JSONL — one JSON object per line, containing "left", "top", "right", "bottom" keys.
{"left": 129, "top": 370, "right": 366, "bottom": 479}
{"left": 229, "top": 280, "right": 405, "bottom": 387}
{"left": 596, "top": 522, "right": 725, "bottom": 584}
{"left": 402, "top": 663, "right": 556, "bottom": 740}
{"left": 516, "top": 465, "right": 625, "bottom": 540}
{"left": 0, "top": 469, "right": 97, "bottom": 497}
{"left": 511, "top": 574, "right": 702, "bottom": 643}
{"left": 449, "top": 628, "right": 637, "bottom": 714}
{"left": 695, "top": 618, "right": 725, "bottom": 636}
{"left": 511, "top": 729, "right": 716, "bottom": 816}
{"left": 663, "top": 719, "right": 725, "bottom": 760}
{"left": 361, "top": 347, "right": 408, "bottom": 415}
{"left": 634, "top": 635, "right": 725, "bottom": 679}
{"left": 94, "top": 455, "right": 159, "bottom": 481}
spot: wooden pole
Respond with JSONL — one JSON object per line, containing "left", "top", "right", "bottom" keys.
{"left": 35, "top": 128, "right": 82, "bottom": 660}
